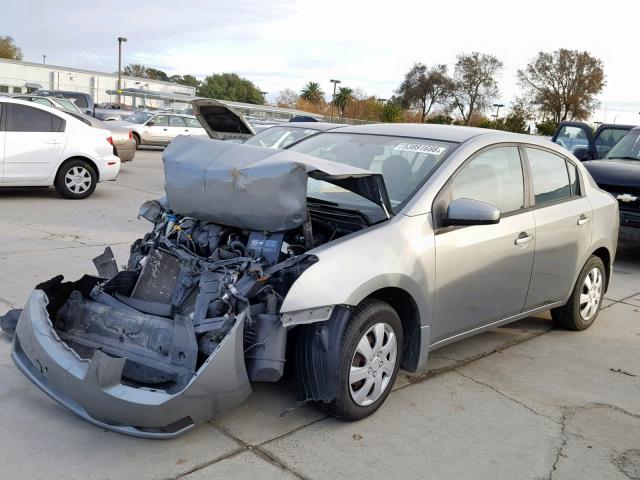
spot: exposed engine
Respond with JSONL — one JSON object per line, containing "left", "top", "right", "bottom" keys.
{"left": 41, "top": 198, "right": 370, "bottom": 393}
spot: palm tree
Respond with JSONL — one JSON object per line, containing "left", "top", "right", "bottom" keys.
{"left": 300, "top": 82, "right": 325, "bottom": 104}
{"left": 333, "top": 87, "right": 354, "bottom": 118}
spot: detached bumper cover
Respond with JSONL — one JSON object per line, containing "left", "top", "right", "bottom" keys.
{"left": 12, "top": 290, "right": 251, "bottom": 439}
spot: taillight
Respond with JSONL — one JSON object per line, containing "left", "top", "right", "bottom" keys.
{"left": 106, "top": 136, "right": 113, "bottom": 145}
{"left": 128, "top": 130, "right": 133, "bottom": 141}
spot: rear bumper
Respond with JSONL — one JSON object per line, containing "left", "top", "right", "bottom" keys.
{"left": 12, "top": 290, "right": 251, "bottom": 438}
{"left": 97, "top": 154, "right": 121, "bottom": 181}
{"left": 115, "top": 140, "right": 136, "bottom": 162}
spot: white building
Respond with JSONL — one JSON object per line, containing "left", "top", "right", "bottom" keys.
{"left": 0, "top": 58, "right": 196, "bottom": 108}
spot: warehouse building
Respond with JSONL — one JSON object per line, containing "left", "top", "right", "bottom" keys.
{"left": 0, "top": 58, "right": 196, "bottom": 108}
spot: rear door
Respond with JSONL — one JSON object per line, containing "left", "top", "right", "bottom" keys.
{"left": 2, "top": 103, "right": 67, "bottom": 183}
{"left": 552, "top": 122, "right": 596, "bottom": 160}
{"left": 168, "top": 115, "right": 188, "bottom": 140}
{"left": 523, "top": 147, "right": 593, "bottom": 309}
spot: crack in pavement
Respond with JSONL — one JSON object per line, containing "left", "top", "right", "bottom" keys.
{"left": 0, "top": 241, "right": 130, "bottom": 255}
{"left": 455, "top": 370, "right": 561, "bottom": 424}
{"left": 548, "top": 409, "right": 570, "bottom": 480}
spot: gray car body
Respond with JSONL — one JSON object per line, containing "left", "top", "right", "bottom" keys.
{"left": 9, "top": 124, "right": 618, "bottom": 438}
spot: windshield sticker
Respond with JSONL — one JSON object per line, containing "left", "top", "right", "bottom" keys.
{"left": 394, "top": 143, "right": 447, "bottom": 155}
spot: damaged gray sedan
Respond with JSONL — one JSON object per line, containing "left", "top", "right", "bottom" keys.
{"left": 4, "top": 124, "right": 618, "bottom": 438}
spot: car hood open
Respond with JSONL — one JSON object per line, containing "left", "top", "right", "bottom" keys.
{"left": 191, "top": 99, "right": 255, "bottom": 141}
{"left": 163, "top": 136, "right": 393, "bottom": 231}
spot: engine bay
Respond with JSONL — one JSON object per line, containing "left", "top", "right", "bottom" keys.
{"left": 40, "top": 198, "right": 370, "bottom": 393}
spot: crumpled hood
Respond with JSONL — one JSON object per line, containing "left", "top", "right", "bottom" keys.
{"left": 584, "top": 159, "right": 640, "bottom": 188}
{"left": 163, "top": 135, "right": 392, "bottom": 231}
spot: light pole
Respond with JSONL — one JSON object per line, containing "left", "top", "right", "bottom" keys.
{"left": 492, "top": 103, "right": 504, "bottom": 127}
{"left": 117, "top": 36, "right": 127, "bottom": 107}
{"left": 329, "top": 79, "right": 341, "bottom": 122}
{"left": 42, "top": 54, "right": 46, "bottom": 65}
{"left": 613, "top": 115, "right": 620, "bottom": 124}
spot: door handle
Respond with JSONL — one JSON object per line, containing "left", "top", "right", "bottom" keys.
{"left": 45, "top": 139, "right": 61, "bottom": 145}
{"left": 515, "top": 232, "right": 534, "bottom": 246}
{"left": 577, "top": 214, "right": 591, "bottom": 226}
{"left": 163, "top": 128, "right": 168, "bottom": 131}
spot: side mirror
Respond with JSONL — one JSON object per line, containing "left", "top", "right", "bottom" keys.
{"left": 444, "top": 198, "right": 501, "bottom": 226}
{"left": 147, "top": 121, "right": 155, "bottom": 127}
{"left": 573, "top": 147, "right": 592, "bottom": 161}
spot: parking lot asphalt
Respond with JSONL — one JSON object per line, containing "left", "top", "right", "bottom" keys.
{"left": 1, "top": 149, "right": 639, "bottom": 480}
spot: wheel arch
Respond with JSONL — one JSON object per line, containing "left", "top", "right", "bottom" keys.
{"left": 56, "top": 156, "right": 100, "bottom": 182}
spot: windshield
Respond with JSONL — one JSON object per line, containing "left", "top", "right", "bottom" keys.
{"left": 606, "top": 130, "right": 640, "bottom": 161}
{"left": 289, "top": 132, "right": 456, "bottom": 212}
{"left": 245, "top": 126, "right": 320, "bottom": 149}
{"left": 124, "top": 111, "right": 154, "bottom": 124}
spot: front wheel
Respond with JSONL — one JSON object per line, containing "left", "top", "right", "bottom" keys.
{"left": 551, "top": 255, "right": 606, "bottom": 330}
{"left": 327, "top": 300, "right": 403, "bottom": 421}
{"left": 54, "top": 159, "right": 97, "bottom": 199}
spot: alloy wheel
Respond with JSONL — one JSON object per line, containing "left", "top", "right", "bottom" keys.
{"left": 580, "top": 267, "right": 603, "bottom": 321}
{"left": 64, "top": 166, "right": 92, "bottom": 194}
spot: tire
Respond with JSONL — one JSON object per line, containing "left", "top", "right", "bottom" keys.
{"left": 54, "top": 159, "right": 97, "bottom": 199}
{"left": 132, "top": 133, "right": 140, "bottom": 149}
{"left": 327, "top": 299, "right": 404, "bottom": 421}
{"left": 551, "top": 255, "right": 606, "bottom": 331}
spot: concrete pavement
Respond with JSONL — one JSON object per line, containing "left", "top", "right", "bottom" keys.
{"left": 0, "top": 150, "right": 638, "bottom": 479}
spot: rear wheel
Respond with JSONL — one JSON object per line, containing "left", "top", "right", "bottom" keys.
{"left": 327, "top": 300, "right": 403, "bottom": 420}
{"left": 54, "top": 159, "right": 97, "bottom": 199}
{"left": 551, "top": 255, "right": 606, "bottom": 330}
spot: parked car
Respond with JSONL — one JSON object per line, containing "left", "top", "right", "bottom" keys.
{"left": 552, "top": 121, "right": 636, "bottom": 160}
{"left": 12, "top": 95, "right": 83, "bottom": 115}
{"left": 94, "top": 108, "right": 130, "bottom": 121}
{"left": 243, "top": 122, "right": 344, "bottom": 148}
{"left": 113, "top": 111, "right": 209, "bottom": 148}
{"left": 13, "top": 96, "right": 136, "bottom": 162}
{"left": 34, "top": 90, "right": 95, "bottom": 116}
{"left": 3, "top": 124, "right": 617, "bottom": 437}
{"left": 554, "top": 122, "right": 640, "bottom": 228}
{"left": 0, "top": 98, "right": 120, "bottom": 198}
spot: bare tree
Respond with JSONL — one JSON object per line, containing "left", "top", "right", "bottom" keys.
{"left": 276, "top": 88, "right": 299, "bottom": 108}
{"left": 123, "top": 64, "right": 148, "bottom": 78}
{"left": 517, "top": 49, "right": 605, "bottom": 124}
{"left": 452, "top": 52, "right": 504, "bottom": 126}
{"left": 397, "top": 63, "right": 453, "bottom": 123}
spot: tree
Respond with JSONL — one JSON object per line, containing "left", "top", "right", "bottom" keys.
{"left": 300, "top": 82, "right": 325, "bottom": 104}
{"left": 517, "top": 49, "right": 605, "bottom": 124}
{"left": 197, "top": 73, "right": 264, "bottom": 104}
{"left": 427, "top": 113, "right": 454, "bottom": 125}
{"left": 333, "top": 87, "right": 354, "bottom": 118}
{"left": 179, "top": 74, "right": 200, "bottom": 89}
{"left": 397, "top": 63, "right": 453, "bottom": 123}
{"left": 123, "top": 64, "right": 147, "bottom": 78}
{"left": 451, "top": 52, "right": 504, "bottom": 126}
{"left": 535, "top": 120, "right": 558, "bottom": 136}
{"left": 0, "top": 35, "right": 22, "bottom": 60}
{"left": 146, "top": 68, "right": 169, "bottom": 82}
{"left": 276, "top": 88, "right": 299, "bottom": 108}
{"left": 381, "top": 97, "right": 404, "bottom": 123}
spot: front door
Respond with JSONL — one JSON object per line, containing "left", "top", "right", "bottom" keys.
{"left": 523, "top": 147, "right": 593, "bottom": 309}
{"left": 2, "top": 103, "right": 67, "bottom": 183}
{"left": 552, "top": 122, "right": 596, "bottom": 160}
{"left": 432, "top": 146, "right": 535, "bottom": 343}
{"left": 145, "top": 114, "right": 170, "bottom": 144}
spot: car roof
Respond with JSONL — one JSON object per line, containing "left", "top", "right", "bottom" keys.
{"left": 332, "top": 123, "right": 497, "bottom": 143}
{"left": 276, "top": 121, "right": 343, "bottom": 131}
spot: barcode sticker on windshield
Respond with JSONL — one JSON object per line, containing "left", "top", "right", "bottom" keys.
{"left": 394, "top": 143, "right": 447, "bottom": 155}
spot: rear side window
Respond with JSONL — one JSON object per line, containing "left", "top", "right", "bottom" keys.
{"left": 526, "top": 148, "right": 571, "bottom": 205}
{"left": 169, "top": 116, "right": 186, "bottom": 127}
{"left": 7, "top": 104, "right": 65, "bottom": 132}
{"left": 185, "top": 117, "right": 202, "bottom": 128}
{"left": 566, "top": 161, "right": 580, "bottom": 196}
{"left": 451, "top": 146, "right": 525, "bottom": 214}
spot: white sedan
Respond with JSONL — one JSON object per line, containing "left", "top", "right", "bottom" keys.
{"left": 0, "top": 98, "right": 120, "bottom": 199}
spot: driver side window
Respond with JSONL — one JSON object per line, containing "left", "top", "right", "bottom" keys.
{"left": 149, "top": 115, "right": 169, "bottom": 127}
{"left": 451, "top": 146, "right": 525, "bottom": 214}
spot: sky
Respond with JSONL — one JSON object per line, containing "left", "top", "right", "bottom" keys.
{"left": 1, "top": 0, "right": 638, "bottom": 123}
